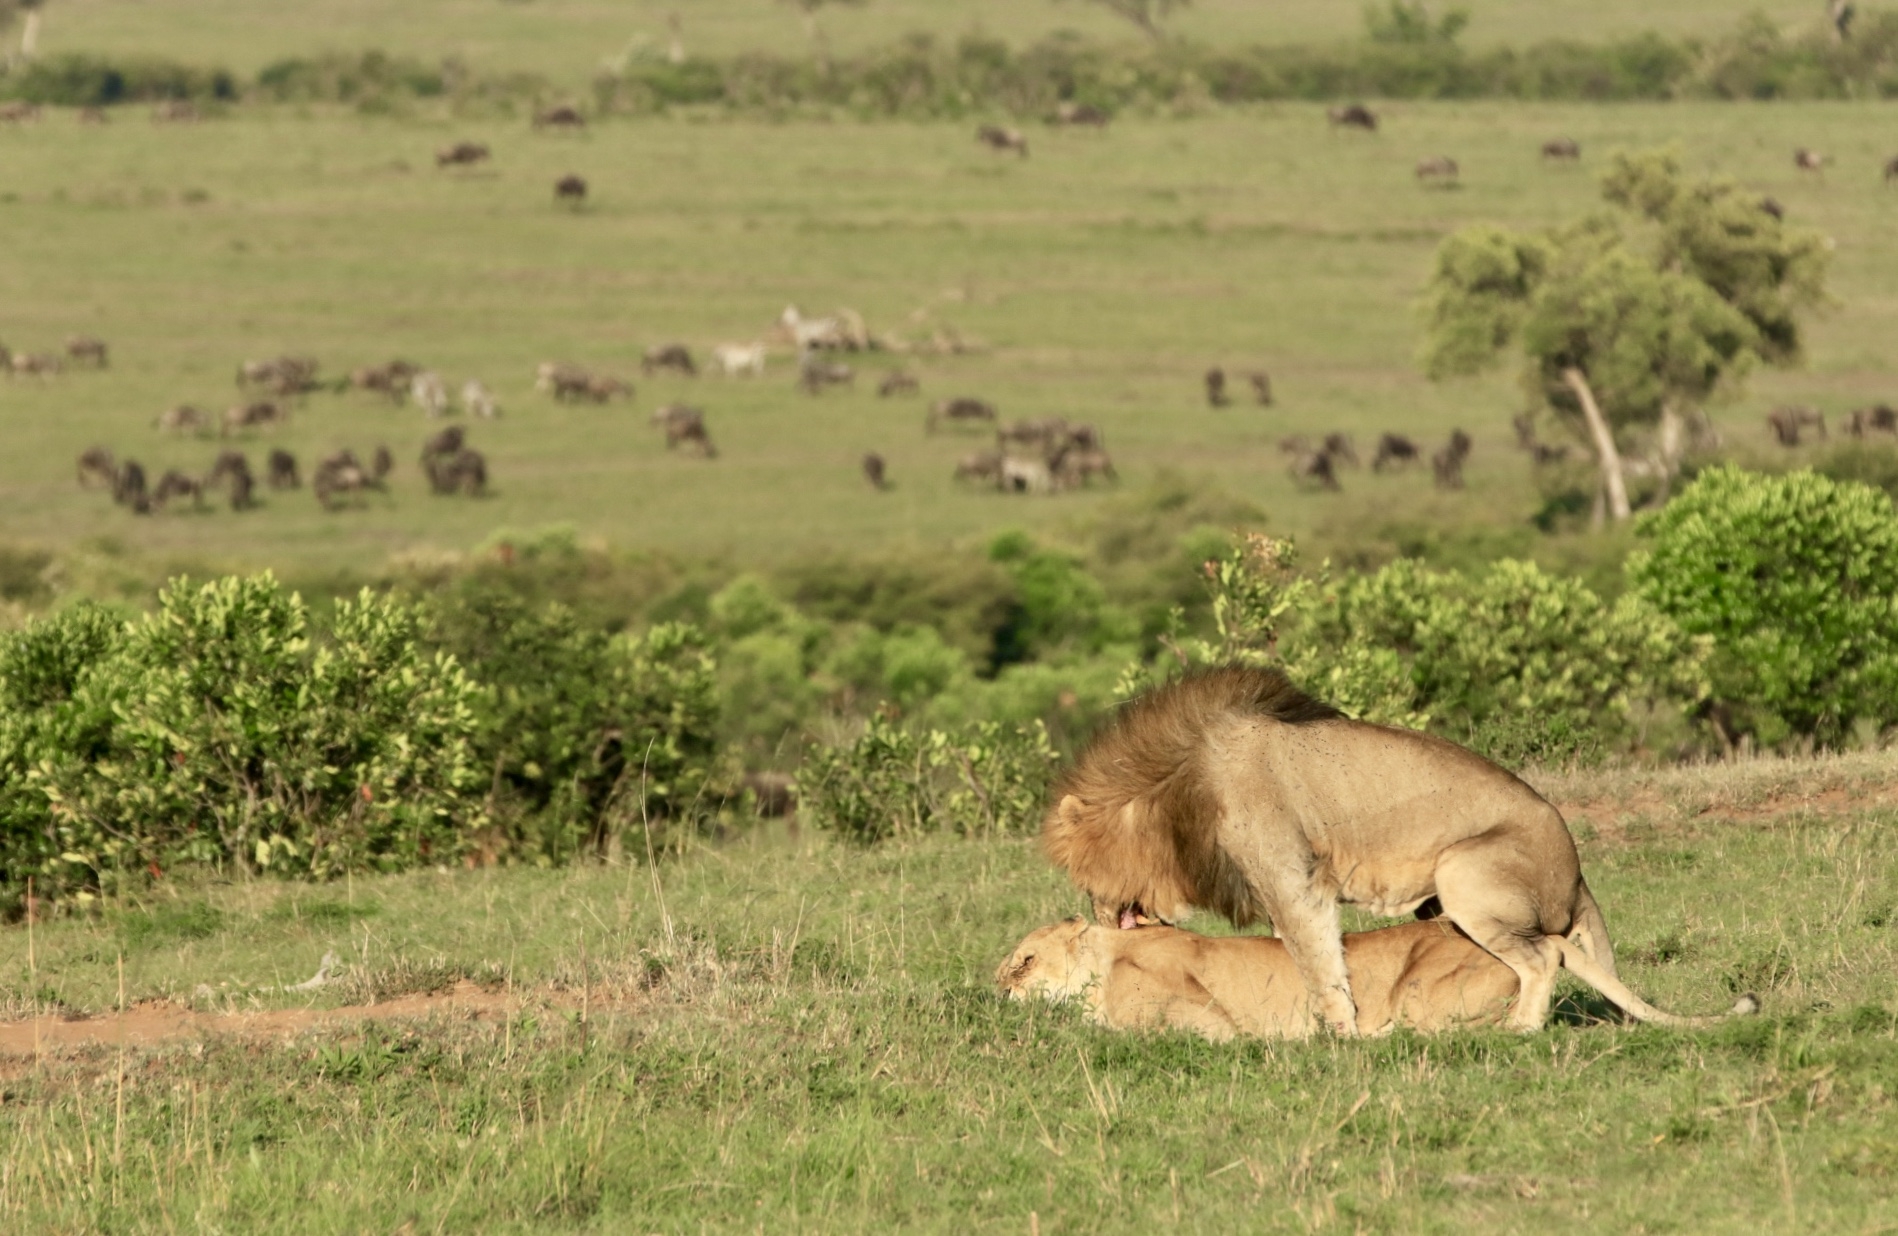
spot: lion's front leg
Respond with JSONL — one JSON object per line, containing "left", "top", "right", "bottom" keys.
{"left": 1266, "top": 886, "right": 1358, "bottom": 1035}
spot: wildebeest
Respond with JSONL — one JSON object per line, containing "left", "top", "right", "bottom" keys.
{"left": 151, "top": 469, "right": 204, "bottom": 511}
{"left": 65, "top": 335, "right": 109, "bottom": 368}
{"left": 421, "top": 425, "right": 466, "bottom": 465}
{"left": 1053, "top": 101, "right": 1110, "bottom": 126}
{"left": 554, "top": 174, "right": 588, "bottom": 202}
{"left": 1846, "top": 404, "right": 1898, "bottom": 438}
{"left": 927, "top": 397, "right": 997, "bottom": 433}
{"left": 1541, "top": 137, "right": 1581, "bottom": 160}
{"left": 651, "top": 404, "right": 717, "bottom": 457}
{"left": 266, "top": 448, "right": 300, "bottom": 489}
{"left": 1759, "top": 196, "right": 1785, "bottom": 221}
{"left": 435, "top": 141, "right": 490, "bottom": 168}
{"left": 372, "top": 445, "right": 393, "bottom": 483}
{"left": 862, "top": 452, "right": 889, "bottom": 490}
{"left": 9, "top": 351, "right": 61, "bottom": 376}
{"left": 205, "top": 450, "right": 257, "bottom": 511}
{"left": 1794, "top": 147, "right": 1826, "bottom": 174}
{"left": 997, "top": 416, "right": 1070, "bottom": 453}
{"left": 1416, "top": 156, "right": 1459, "bottom": 185}
{"left": 954, "top": 449, "right": 1005, "bottom": 485}
{"left": 77, "top": 446, "right": 117, "bottom": 489}
{"left": 156, "top": 404, "right": 212, "bottom": 434}
{"left": 642, "top": 343, "right": 697, "bottom": 377}
{"left": 1281, "top": 439, "right": 1341, "bottom": 492}
{"left": 223, "top": 400, "right": 286, "bottom": 435}
{"left": 777, "top": 305, "right": 867, "bottom": 352}
{"left": 0, "top": 101, "right": 41, "bottom": 123}
{"left": 114, "top": 460, "right": 151, "bottom": 513}
{"left": 410, "top": 370, "right": 450, "bottom": 418}
{"left": 1372, "top": 432, "right": 1422, "bottom": 472}
{"left": 1885, "top": 155, "right": 1898, "bottom": 186}
{"left": 1767, "top": 405, "right": 1827, "bottom": 446}
{"left": 878, "top": 370, "right": 920, "bottom": 397}
{"left": 426, "top": 448, "right": 488, "bottom": 496}
{"left": 1321, "top": 432, "right": 1359, "bottom": 468}
{"left": 1051, "top": 445, "right": 1118, "bottom": 489}
{"left": 536, "top": 362, "right": 628, "bottom": 403}
{"left": 151, "top": 100, "right": 198, "bottom": 123}
{"left": 461, "top": 379, "right": 500, "bottom": 419}
{"left": 1248, "top": 372, "right": 1274, "bottom": 406}
{"left": 1205, "top": 367, "right": 1229, "bottom": 408}
{"left": 1432, "top": 429, "right": 1473, "bottom": 490}
{"left": 1326, "top": 103, "right": 1378, "bottom": 132}
{"left": 351, "top": 359, "right": 420, "bottom": 400}
{"left": 237, "top": 355, "right": 319, "bottom": 395}
{"left": 977, "top": 125, "right": 1029, "bottom": 157}
{"left": 533, "top": 105, "right": 585, "bottom": 130}
{"left": 314, "top": 450, "right": 374, "bottom": 509}
{"left": 711, "top": 342, "right": 767, "bottom": 377}
{"left": 799, "top": 355, "right": 854, "bottom": 394}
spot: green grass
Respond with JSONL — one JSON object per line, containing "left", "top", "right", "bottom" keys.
{"left": 3, "top": 102, "right": 1897, "bottom": 579}
{"left": 3, "top": 751, "right": 1897, "bottom": 1230}
{"left": 38, "top": 0, "right": 1835, "bottom": 77}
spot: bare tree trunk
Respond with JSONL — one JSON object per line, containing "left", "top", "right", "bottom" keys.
{"left": 21, "top": 8, "right": 41, "bottom": 58}
{"left": 1563, "top": 366, "right": 1631, "bottom": 523}
{"left": 1651, "top": 402, "right": 1686, "bottom": 505}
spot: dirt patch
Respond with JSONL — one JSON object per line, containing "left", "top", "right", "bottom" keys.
{"left": 1554, "top": 783, "right": 1898, "bottom": 841}
{"left": 0, "top": 981, "right": 575, "bottom": 1059}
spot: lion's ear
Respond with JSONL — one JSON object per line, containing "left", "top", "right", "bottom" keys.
{"left": 1057, "top": 794, "right": 1085, "bottom": 827}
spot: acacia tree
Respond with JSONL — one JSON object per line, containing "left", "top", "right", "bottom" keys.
{"left": 1420, "top": 150, "right": 1829, "bottom": 524}
{"left": 1055, "top": 0, "right": 1191, "bottom": 44}
{"left": 779, "top": 0, "right": 868, "bottom": 62}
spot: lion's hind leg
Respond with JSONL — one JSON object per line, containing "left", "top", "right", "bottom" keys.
{"left": 1434, "top": 833, "right": 1573, "bottom": 1031}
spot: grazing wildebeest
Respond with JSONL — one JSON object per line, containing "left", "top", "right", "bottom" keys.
{"left": 997, "top": 416, "right": 1068, "bottom": 452}
{"left": 351, "top": 359, "right": 420, "bottom": 400}
{"left": 1051, "top": 445, "right": 1118, "bottom": 489}
{"left": 878, "top": 370, "right": 920, "bottom": 397}
{"left": 0, "top": 101, "right": 41, "bottom": 123}
{"left": 151, "top": 100, "right": 197, "bottom": 123}
{"left": 1321, "top": 432, "right": 1359, "bottom": 467}
{"left": 927, "top": 397, "right": 997, "bottom": 433}
{"left": 954, "top": 449, "right": 1005, "bottom": 485}
{"left": 1205, "top": 367, "right": 1230, "bottom": 408}
{"left": 1326, "top": 103, "right": 1377, "bottom": 132}
{"left": 77, "top": 447, "right": 117, "bottom": 489}
{"left": 1416, "top": 156, "right": 1459, "bottom": 184}
{"left": 10, "top": 352, "right": 61, "bottom": 376}
{"left": 1885, "top": 155, "right": 1898, "bottom": 186}
{"left": 156, "top": 404, "right": 212, "bottom": 434}
{"left": 435, "top": 141, "right": 490, "bottom": 168}
{"left": 426, "top": 448, "right": 489, "bottom": 496}
{"left": 266, "top": 449, "right": 300, "bottom": 489}
{"left": 421, "top": 425, "right": 466, "bottom": 466}
{"left": 1372, "top": 432, "right": 1422, "bottom": 472}
{"left": 643, "top": 343, "right": 697, "bottom": 377}
{"left": 314, "top": 451, "right": 373, "bottom": 509}
{"left": 1758, "top": 196, "right": 1785, "bottom": 221}
{"left": 1281, "top": 440, "right": 1341, "bottom": 492}
{"left": 1066, "top": 422, "right": 1105, "bottom": 451}
{"left": 976, "top": 125, "right": 1029, "bottom": 157}
{"left": 461, "top": 379, "right": 500, "bottom": 418}
{"left": 1794, "top": 147, "right": 1826, "bottom": 174}
{"left": 151, "top": 469, "right": 204, "bottom": 511}
{"left": 1053, "top": 101, "right": 1110, "bottom": 126}
{"left": 1511, "top": 412, "right": 1539, "bottom": 451}
{"left": 581, "top": 375, "right": 630, "bottom": 402}
{"left": 1432, "top": 429, "right": 1473, "bottom": 490}
{"left": 114, "top": 460, "right": 151, "bottom": 512}
{"left": 372, "top": 445, "right": 393, "bottom": 483}
{"left": 237, "top": 355, "right": 318, "bottom": 394}
{"left": 1248, "top": 372, "right": 1274, "bottom": 406}
{"left": 65, "top": 335, "right": 108, "bottom": 368}
{"left": 1767, "top": 405, "right": 1827, "bottom": 446}
{"left": 799, "top": 355, "right": 855, "bottom": 394}
{"left": 711, "top": 342, "right": 767, "bottom": 377}
{"left": 78, "top": 106, "right": 109, "bottom": 125}
{"left": 651, "top": 405, "right": 717, "bottom": 457}
{"left": 740, "top": 771, "right": 797, "bottom": 818}
{"left": 223, "top": 400, "right": 285, "bottom": 435}
{"left": 410, "top": 370, "right": 450, "bottom": 418}
{"left": 536, "top": 361, "right": 593, "bottom": 400}
{"left": 533, "top": 105, "right": 585, "bottom": 130}
{"left": 1846, "top": 404, "right": 1898, "bottom": 438}
{"left": 554, "top": 174, "right": 588, "bottom": 202}
{"left": 862, "top": 453, "right": 889, "bottom": 490}
{"left": 206, "top": 450, "right": 257, "bottom": 511}
{"left": 1540, "top": 137, "right": 1581, "bottom": 160}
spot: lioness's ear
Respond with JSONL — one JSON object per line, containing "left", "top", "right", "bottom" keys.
{"left": 1057, "top": 794, "right": 1085, "bottom": 827}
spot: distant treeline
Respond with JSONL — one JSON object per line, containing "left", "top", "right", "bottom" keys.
{"left": 3, "top": 12, "right": 1898, "bottom": 113}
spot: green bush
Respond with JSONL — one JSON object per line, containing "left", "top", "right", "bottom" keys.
{"left": 1629, "top": 465, "right": 1898, "bottom": 747}
{"left": 0, "top": 53, "right": 238, "bottom": 106}
{"left": 799, "top": 717, "right": 1059, "bottom": 844}
{"left": 5, "top": 576, "right": 481, "bottom": 903}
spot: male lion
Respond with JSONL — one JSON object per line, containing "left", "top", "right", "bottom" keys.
{"left": 996, "top": 918, "right": 1757, "bottom": 1041}
{"left": 1041, "top": 666, "right": 1617, "bottom": 1033}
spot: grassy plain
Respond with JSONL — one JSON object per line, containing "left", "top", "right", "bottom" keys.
{"left": 39, "top": 0, "right": 1837, "bottom": 76}
{"left": 2, "top": 751, "right": 1897, "bottom": 1230}
{"left": 3, "top": 102, "right": 1897, "bottom": 580}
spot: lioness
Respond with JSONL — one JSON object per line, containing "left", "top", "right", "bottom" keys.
{"left": 1041, "top": 666, "right": 1616, "bottom": 1033}
{"left": 997, "top": 918, "right": 1755, "bottom": 1041}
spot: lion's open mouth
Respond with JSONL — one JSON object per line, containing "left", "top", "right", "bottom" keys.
{"left": 1117, "top": 902, "right": 1165, "bottom": 930}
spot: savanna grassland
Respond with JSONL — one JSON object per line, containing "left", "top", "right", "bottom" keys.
{"left": 3, "top": 752, "right": 1897, "bottom": 1231}
{"left": 2, "top": 102, "right": 1897, "bottom": 576}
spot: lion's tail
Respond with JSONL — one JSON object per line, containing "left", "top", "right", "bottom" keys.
{"left": 1554, "top": 938, "right": 1759, "bottom": 1029}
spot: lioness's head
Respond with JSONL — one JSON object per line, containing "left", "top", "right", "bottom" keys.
{"left": 995, "top": 917, "right": 1098, "bottom": 1001}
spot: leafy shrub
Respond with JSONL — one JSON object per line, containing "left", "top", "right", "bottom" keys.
{"left": 254, "top": 51, "right": 445, "bottom": 104}
{"left": 0, "top": 53, "right": 238, "bottom": 106}
{"left": 4, "top": 576, "right": 481, "bottom": 903}
{"left": 800, "top": 717, "right": 1059, "bottom": 844}
{"left": 1629, "top": 465, "right": 1898, "bottom": 747}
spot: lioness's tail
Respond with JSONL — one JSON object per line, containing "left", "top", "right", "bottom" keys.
{"left": 1554, "top": 938, "right": 1759, "bottom": 1029}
